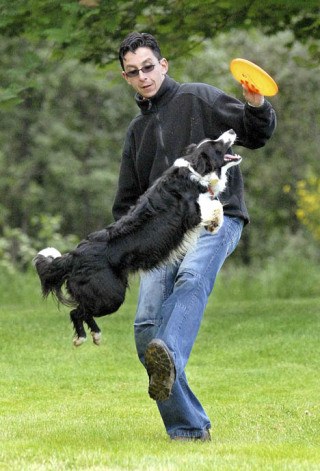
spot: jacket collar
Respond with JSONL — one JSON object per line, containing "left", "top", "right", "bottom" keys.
{"left": 135, "top": 75, "right": 180, "bottom": 113}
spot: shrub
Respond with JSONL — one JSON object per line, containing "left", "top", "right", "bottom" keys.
{"left": 0, "top": 214, "right": 78, "bottom": 272}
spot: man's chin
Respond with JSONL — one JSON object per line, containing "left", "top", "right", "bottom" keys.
{"left": 139, "top": 86, "right": 157, "bottom": 98}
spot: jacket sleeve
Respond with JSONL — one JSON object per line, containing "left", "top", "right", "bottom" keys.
{"left": 213, "top": 92, "right": 277, "bottom": 149}
{"left": 112, "top": 132, "right": 141, "bottom": 221}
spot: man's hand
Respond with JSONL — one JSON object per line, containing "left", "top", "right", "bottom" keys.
{"left": 242, "top": 85, "right": 264, "bottom": 107}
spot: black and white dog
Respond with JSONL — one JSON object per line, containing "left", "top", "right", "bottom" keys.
{"left": 34, "top": 129, "right": 241, "bottom": 346}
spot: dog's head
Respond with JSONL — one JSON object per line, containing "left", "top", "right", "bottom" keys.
{"left": 175, "top": 129, "right": 242, "bottom": 195}
{"left": 186, "top": 129, "right": 241, "bottom": 176}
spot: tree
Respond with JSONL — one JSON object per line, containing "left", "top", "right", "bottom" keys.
{"left": 1, "top": 1, "right": 318, "bottom": 110}
{"left": 1, "top": 29, "right": 320, "bottom": 265}
{"left": 0, "top": 38, "right": 136, "bottom": 240}
{"left": 296, "top": 177, "right": 320, "bottom": 242}
{"left": 1, "top": 2, "right": 320, "bottom": 267}
{"left": 0, "top": 1, "right": 319, "bottom": 65}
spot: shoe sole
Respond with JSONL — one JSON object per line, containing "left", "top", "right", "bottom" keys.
{"left": 145, "top": 339, "right": 175, "bottom": 402}
{"left": 171, "top": 429, "right": 211, "bottom": 442}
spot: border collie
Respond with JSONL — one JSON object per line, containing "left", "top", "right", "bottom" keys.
{"left": 34, "top": 129, "right": 241, "bottom": 346}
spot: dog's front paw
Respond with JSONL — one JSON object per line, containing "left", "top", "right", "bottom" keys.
{"left": 198, "top": 194, "right": 224, "bottom": 233}
{"left": 205, "top": 200, "right": 224, "bottom": 234}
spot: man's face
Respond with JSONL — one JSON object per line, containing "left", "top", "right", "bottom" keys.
{"left": 122, "top": 47, "right": 168, "bottom": 99}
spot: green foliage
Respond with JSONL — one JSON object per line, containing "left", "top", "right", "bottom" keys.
{"left": 0, "top": 38, "right": 137, "bottom": 243}
{"left": 296, "top": 176, "right": 320, "bottom": 242}
{"left": 0, "top": 214, "right": 78, "bottom": 272}
{"left": 0, "top": 226, "right": 33, "bottom": 273}
{"left": 0, "top": 1, "right": 319, "bottom": 64}
{"left": 1, "top": 30, "right": 320, "bottom": 267}
{"left": 215, "top": 246, "right": 320, "bottom": 302}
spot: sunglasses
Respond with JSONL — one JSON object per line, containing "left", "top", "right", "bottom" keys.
{"left": 124, "top": 63, "right": 159, "bottom": 78}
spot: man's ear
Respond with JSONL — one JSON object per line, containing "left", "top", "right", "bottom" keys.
{"left": 122, "top": 71, "right": 131, "bottom": 85}
{"left": 160, "top": 58, "right": 169, "bottom": 75}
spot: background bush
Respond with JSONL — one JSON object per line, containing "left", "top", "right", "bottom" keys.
{"left": 0, "top": 30, "right": 319, "bottom": 271}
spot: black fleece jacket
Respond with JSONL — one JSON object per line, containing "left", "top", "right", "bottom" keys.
{"left": 112, "top": 75, "right": 276, "bottom": 224}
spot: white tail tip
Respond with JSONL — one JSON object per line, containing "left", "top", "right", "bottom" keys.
{"left": 38, "top": 247, "right": 62, "bottom": 259}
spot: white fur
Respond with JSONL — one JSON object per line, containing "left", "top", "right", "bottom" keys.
{"left": 198, "top": 193, "right": 224, "bottom": 231}
{"left": 174, "top": 158, "right": 208, "bottom": 188}
{"left": 174, "top": 157, "right": 229, "bottom": 199}
{"left": 174, "top": 157, "right": 191, "bottom": 168}
{"left": 149, "top": 226, "right": 201, "bottom": 269}
{"left": 167, "top": 195, "right": 224, "bottom": 262}
{"left": 160, "top": 193, "right": 224, "bottom": 267}
{"left": 210, "top": 171, "right": 227, "bottom": 196}
{"left": 214, "top": 129, "right": 236, "bottom": 145}
{"left": 196, "top": 129, "right": 237, "bottom": 149}
{"left": 38, "top": 247, "right": 61, "bottom": 258}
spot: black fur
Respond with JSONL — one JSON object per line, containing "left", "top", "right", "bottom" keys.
{"left": 34, "top": 130, "right": 240, "bottom": 345}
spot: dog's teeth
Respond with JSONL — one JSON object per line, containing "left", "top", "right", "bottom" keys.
{"left": 224, "top": 153, "right": 241, "bottom": 162}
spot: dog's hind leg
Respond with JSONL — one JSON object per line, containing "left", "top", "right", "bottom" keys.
{"left": 70, "top": 308, "right": 87, "bottom": 347}
{"left": 85, "top": 316, "right": 102, "bottom": 346}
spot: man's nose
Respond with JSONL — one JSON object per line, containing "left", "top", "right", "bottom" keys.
{"left": 138, "top": 70, "right": 148, "bottom": 79}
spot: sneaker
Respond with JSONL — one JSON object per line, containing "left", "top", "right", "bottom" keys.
{"left": 171, "top": 429, "right": 211, "bottom": 442}
{"left": 144, "top": 339, "right": 176, "bottom": 402}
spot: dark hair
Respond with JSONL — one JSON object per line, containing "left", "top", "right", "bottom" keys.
{"left": 118, "top": 32, "right": 163, "bottom": 70}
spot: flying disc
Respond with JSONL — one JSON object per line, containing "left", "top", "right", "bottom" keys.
{"left": 230, "top": 58, "right": 278, "bottom": 96}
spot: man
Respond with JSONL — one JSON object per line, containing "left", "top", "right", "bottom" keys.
{"left": 113, "top": 32, "right": 276, "bottom": 441}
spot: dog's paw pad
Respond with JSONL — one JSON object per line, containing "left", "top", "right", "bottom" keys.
{"left": 91, "top": 331, "right": 101, "bottom": 346}
{"left": 206, "top": 216, "right": 223, "bottom": 234}
{"left": 73, "top": 336, "right": 87, "bottom": 347}
{"left": 207, "top": 203, "right": 224, "bottom": 234}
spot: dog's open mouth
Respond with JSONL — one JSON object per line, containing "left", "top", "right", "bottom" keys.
{"left": 224, "top": 153, "right": 242, "bottom": 164}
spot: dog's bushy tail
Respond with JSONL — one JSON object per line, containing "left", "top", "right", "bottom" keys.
{"left": 33, "top": 247, "right": 74, "bottom": 306}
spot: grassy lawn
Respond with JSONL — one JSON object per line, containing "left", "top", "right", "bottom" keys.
{"left": 0, "top": 272, "right": 319, "bottom": 470}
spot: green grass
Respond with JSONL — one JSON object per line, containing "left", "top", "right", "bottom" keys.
{"left": 0, "top": 269, "right": 320, "bottom": 470}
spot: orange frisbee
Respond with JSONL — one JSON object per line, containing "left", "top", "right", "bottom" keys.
{"left": 230, "top": 58, "right": 278, "bottom": 96}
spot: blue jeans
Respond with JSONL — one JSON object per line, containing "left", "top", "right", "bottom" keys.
{"left": 134, "top": 216, "right": 243, "bottom": 438}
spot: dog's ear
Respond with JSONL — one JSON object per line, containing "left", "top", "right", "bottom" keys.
{"left": 188, "top": 144, "right": 214, "bottom": 175}
{"left": 185, "top": 143, "right": 197, "bottom": 155}
{"left": 200, "top": 142, "right": 224, "bottom": 168}
{"left": 195, "top": 150, "right": 212, "bottom": 175}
